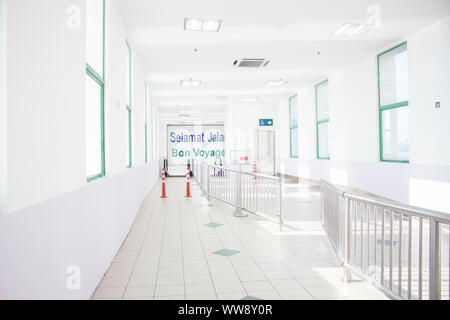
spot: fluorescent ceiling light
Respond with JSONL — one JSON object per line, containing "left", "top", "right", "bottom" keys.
{"left": 333, "top": 23, "right": 371, "bottom": 36}
{"left": 184, "top": 18, "right": 222, "bottom": 32}
{"left": 180, "top": 79, "right": 202, "bottom": 87}
{"left": 266, "top": 79, "right": 287, "bottom": 87}
{"left": 179, "top": 110, "right": 203, "bottom": 115}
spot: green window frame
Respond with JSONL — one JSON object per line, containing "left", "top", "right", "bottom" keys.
{"left": 377, "top": 42, "right": 409, "bottom": 163}
{"left": 150, "top": 96, "right": 154, "bottom": 161}
{"left": 289, "top": 95, "right": 299, "bottom": 158}
{"left": 144, "top": 82, "right": 148, "bottom": 163}
{"left": 86, "top": 0, "right": 105, "bottom": 182}
{"left": 126, "top": 41, "right": 132, "bottom": 168}
{"left": 316, "top": 80, "right": 330, "bottom": 160}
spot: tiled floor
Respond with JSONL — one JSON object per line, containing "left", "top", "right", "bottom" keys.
{"left": 92, "top": 177, "right": 389, "bottom": 300}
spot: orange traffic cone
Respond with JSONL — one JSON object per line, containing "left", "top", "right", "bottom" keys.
{"left": 161, "top": 168, "right": 168, "bottom": 198}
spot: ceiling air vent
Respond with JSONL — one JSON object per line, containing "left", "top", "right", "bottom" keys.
{"left": 233, "top": 58, "right": 271, "bottom": 68}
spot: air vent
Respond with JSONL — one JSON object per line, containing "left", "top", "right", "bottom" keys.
{"left": 234, "top": 58, "right": 271, "bottom": 68}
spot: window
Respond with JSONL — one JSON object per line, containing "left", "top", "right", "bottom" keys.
{"left": 150, "top": 96, "right": 155, "bottom": 161}
{"left": 316, "top": 80, "right": 330, "bottom": 159}
{"left": 126, "top": 41, "right": 132, "bottom": 168}
{"left": 86, "top": 0, "right": 105, "bottom": 181}
{"left": 378, "top": 42, "right": 409, "bottom": 162}
{"left": 289, "top": 95, "right": 299, "bottom": 158}
{"left": 145, "top": 83, "right": 148, "bottom": 163}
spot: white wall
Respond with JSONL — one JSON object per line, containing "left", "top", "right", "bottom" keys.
{"left": 0, "top": 162, "right": 159, "bottom": 299}
{"left": 0, "top": 0, "right": 161, "bottom": 299}
{"left": 105, "top": 0, "right": 129, "bottom": 175}
{"left": 105, "top": 0, "right": 148, "bottom": 175}
{"left": 4, "top": 0, "right": 154, "bottom": 212}
{"left": 0, "top": 0, "right": 6, "bottom": 215}
{"left": 225, "top": 101, "right": 281, "bottom": 166}
{"left": 279, "top": 17, "right": 450, "bottom": 213}
{"left": 6, "top": 0, "right": 86, "bottom": 213}
{"left": 409, "top": 17, "right": 450, "bottom": 166}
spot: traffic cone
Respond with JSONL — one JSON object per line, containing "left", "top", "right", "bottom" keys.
{"left": 185, "top": 164, "right": 192, "bottom": 198}
{"left": 161, "top": 168, "right": 167, "bottom": 198}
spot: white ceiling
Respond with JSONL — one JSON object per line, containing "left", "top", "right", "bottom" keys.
{"left": 114, "top": 0, "right": 450, "bottom": 113}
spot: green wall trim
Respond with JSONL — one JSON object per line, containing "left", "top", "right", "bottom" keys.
{"left": 377, "top": 41, "right": 408, "bottom": 59}
{"left": 86, "top": 0, "right": 106, "bottom": 182}
{"left": 315, "top": 80, "right": 330, "bottom": 160}
{"left": 377, "top": 42, "right": 409, "bottom": 164}
{"left": 379, "top": 101, "right": 409, "bottom": 111}
{"left": 289, "top": 95, "right": 299, "bottom": 158}
{"left": 126, "top": 41, "right": 132, "bottom": 168}
{"left": 144, "top": 83, "right": 148, "bottom": 163}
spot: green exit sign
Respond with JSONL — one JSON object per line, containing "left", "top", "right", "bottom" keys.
{"left": 259, "top": 119, "right": 274, "bottom": 127}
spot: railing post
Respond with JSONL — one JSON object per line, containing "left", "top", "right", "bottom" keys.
{"left": 344, "top": 196, "right": 352, "bottom": 282}
{"left": 429, "top": 220, "right": 441, "bottom": 300}
{"left": 278, "top": 178, "right": 283, "bottom": 232}
{"left": 234, "top": 165, "right": 246, "bottom": 217}
{"left": 206, "top": 165, "right": 211, "bottom": 202}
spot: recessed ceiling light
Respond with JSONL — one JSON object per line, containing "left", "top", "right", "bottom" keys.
{"left": 180, "top": 79, "right": 202, "bottom": 88}
{"left": 179, "top": 110, "right": 203, "bottom": 115}
{"left": 333, "top": 23, "right": 371, "bottom": 36}
{"left": 184, "top": 18, "right": 222, "bottom": 32}
{"left": 266, "top": 79, "right": 287, "bottom": 87}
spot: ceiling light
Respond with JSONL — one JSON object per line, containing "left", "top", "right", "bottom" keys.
{"left": 266, "top": 79, "right": 287, "bottom": 87}
{"left": 202, "top": 19, "right": 222, "bottom": 32}
{"left": 180, "top": 79, "right": 202, "bottom": 88}
{"left": 179, "top": 110, "right": 203, "bottom": 115}
{"left": 333, "top": 23, "right": 371, "bottom": 36}
{"left": 244, "top": 97, "right": 258, "bottom": 102}
{"left": 184, "top": 18, "right": 222, "bottom": 32}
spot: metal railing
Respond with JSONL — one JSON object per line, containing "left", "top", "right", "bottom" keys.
{"left": 321, "top": 180, "right": 450, "bottom": 300}
{"left": 192, "top": 160, "right": 283, "bottom": 229}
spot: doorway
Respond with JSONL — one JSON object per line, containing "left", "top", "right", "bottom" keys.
{"left": 254, "top": 129, "right": 276, "bottom": 176}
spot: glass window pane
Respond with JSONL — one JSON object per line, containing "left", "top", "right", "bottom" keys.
{"left": 318, "top": 122, "right": 330, "bottom": 159}
{"left": 86, "top": 75, "right": 102, "bottom": 177}
{"left": 379, "top": 43, "right": 408, "bottom": 106}
{"left": 316, "top": 81, "right": 329, "bottom": 121}
{"left": 290, "top": 128, "right": 298, "bottom": 157}
{"left": 290, "top": 95, "right": 298, "bottom": 127}
{"left": 86, "top": 0, "right": 104, "bottom": 76}
{"left": 381, "top": 107, "right": 409, "bottom": 161}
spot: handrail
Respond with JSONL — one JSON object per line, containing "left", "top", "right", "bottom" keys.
{"left": 320, "top": 179, "right": 450, "bottom": 300}
{"left": 321, "top": 179, "right": 450, "bottom": 223}
{"left": 209, "top": 164, "right": 281, "bottom": 181}
{"left": 193, "top": 159, "right": 283, "bottom": 229}
{"left": 343, "top": 191, "right": 450, "bottom": 224}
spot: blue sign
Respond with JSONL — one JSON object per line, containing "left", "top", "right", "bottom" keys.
{"left": 259, "top": 119, "right": 274, "bottom": 127}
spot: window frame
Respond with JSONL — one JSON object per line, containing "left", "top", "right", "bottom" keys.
{"left": 86, "top": 0, "right": 105, "bottom": 183}
{"left": 377, "top": 42, "right": 409, "bottom": 164}
{"left": 289, "top": 95, "right": 299, "bottom": 158}
{"left": 315, "top": 79, "right": 330, "bottom": 160}
{"left": 126, "top": 41, "right": 132, "bottom": 168}
{"left": 145, "top": 82, "right": 148, "bottom": 163}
